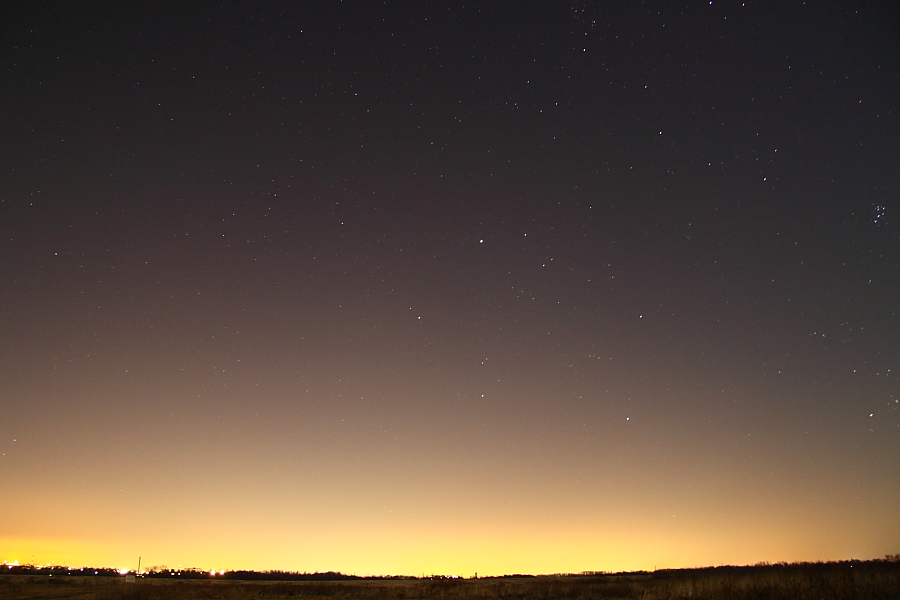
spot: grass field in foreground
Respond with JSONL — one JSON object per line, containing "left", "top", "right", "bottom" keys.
{"left": 2, "top": 562, "right": 899, "bottom": 600}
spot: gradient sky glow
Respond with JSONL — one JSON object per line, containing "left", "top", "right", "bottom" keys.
{"left": 2, "top": 1, "right": 899, "bottom": 576}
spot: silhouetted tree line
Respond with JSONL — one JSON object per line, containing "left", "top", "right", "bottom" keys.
{"left": 647, "top": 557, "right": 900, "bottom": 579}
{"left": 3, "top": 556, "right": 897, "bottom": 582}
{"left": 222, "top": 571, "right": 363, "bottom": 581}
{"left": 2, "top": 565, "right": 120, "bottom": 577}
{"left": 141, "top": 569, "right": 412, "bottom": 581}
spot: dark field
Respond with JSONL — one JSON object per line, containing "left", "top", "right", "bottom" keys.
{"left": 3, "top": 563, "right": 899, "bottom": 600}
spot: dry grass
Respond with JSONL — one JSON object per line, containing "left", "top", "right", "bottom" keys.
{"left": 2, "top": 562, "right": 899, "bottom": 600}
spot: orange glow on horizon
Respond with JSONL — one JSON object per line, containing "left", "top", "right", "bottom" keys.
{"left": 3, "top": 0, "right": 900, "bottom": 587}
{"left": 3, "top": 505, "right": 897, "bottom": 577}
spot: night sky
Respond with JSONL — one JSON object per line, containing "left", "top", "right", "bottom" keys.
{"left": 2, "top": 1, "right": 899, "bottom": 576}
